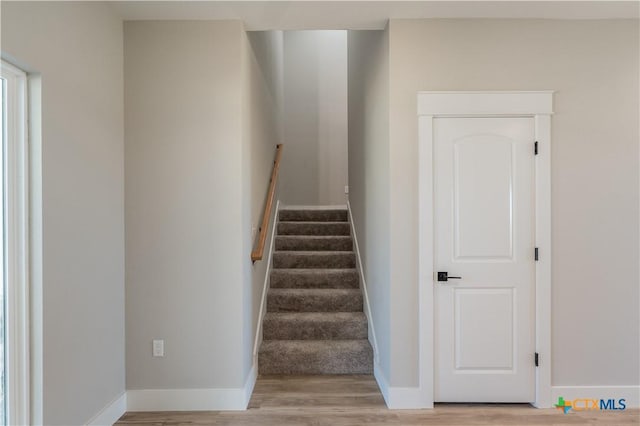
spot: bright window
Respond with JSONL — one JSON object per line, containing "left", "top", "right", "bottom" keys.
{"left": 1, "top": 59, "right": 29, "bottom": 426}
{"left": 0, "top": 68, "right": 5, "bottom": 425}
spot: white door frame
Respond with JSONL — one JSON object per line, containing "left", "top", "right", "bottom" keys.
{"left": 417, "top": 91, "right": 553, "bottom": 408}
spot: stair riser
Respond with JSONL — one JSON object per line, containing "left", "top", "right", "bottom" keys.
{"left": 273, "top": 253, "right": 355, "bottom": 269}
{"left": 263, "top": 318, "right": 367, "bottom": 340}
{"left": 277, "top": 222, "right": 350, "bottom": 236}
{"left": 270, "top": 271, "right": 359, "bottom": 289}
{"left": 275, "top": 237, "right": 352, "bottom": 251}
{"left": 279, "top": 210, "right": 348, "bottom": 222}
{"left": 259, "top": 342, "right": 373, "bottom": 375}
{"left": 267, "top": 292, "right": 363, "bottom": 312}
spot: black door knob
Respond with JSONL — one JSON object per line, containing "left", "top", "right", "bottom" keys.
{"left": 437, "top": 272, "right": 462, "bottom": 282}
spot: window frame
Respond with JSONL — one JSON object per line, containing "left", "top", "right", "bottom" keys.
{"left": 1, "top": 59, "right": 30, "bottom": 426}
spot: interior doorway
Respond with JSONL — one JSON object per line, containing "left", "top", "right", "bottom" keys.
{"left": 433, "top": 116, "right": 536, "bottom": 402}
{"left": 418, "top": 91, "right": 553, "bottom": 408}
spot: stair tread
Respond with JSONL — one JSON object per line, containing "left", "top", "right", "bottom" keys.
{"left": 279, "top": 209, "right": 348, "bottom": 223}
{"left": 267, "top": 288, "right": 363, "bottom": 312}
{"left": 263, "top": 312, "right": 367, "bottom": 340}
{"left": 260, "top": 339, "right": 371, "bottom": 349}
{"left": 275, "top": 234, "right": 353, "bottom": 251}
{"left": 272, "top": 268, "right": 357, "bottom": 272}
{"left": 276, "top": 235, "right": 352, "bottom": 239}
{"left": 259, "top": 339, "right": 373, "bottom": 361}
{"left": 267, "top": 287, "right": 362, "bottom": 302}
{"left": 273, "top": 252, "right": 355, "bottom": 269}
{"left": 264, "top": 312, "right": 366, "bottom": 320}
{"left": 274, "top": 251, "right": 354, "bottom": 255}
{"left": 270, "top": 269, "right": 359, "bottom": 289}
{"left": 277, "top": 221, "right": 350, "bottom": 236}
{"left": 268, "top": 288, "right": 361, "bottom": 294}
{"left": 279, "top": 208, "right": 347, "bottom": 211}
{"left": 279, "top": 221, "right": 348, "bottom": 224}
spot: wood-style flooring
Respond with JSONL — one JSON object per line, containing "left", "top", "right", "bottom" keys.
{"left": 116, "top": 375, "right": 639, "bottom": 425}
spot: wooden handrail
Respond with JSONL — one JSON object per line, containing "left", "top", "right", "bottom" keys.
{"left": 251, "top": 144, "right": 283, "bottom": 262}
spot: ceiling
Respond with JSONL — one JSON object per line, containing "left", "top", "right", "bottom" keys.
{"left": 111, "top": 1, "right": 640, "bottom": 30}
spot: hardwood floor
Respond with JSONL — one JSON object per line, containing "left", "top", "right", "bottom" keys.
{"left": 117, "top": 375, "right": 639, "bottom": 425}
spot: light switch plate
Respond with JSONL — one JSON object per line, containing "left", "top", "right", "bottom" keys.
{"left": 152, "top": 339, "right": 164, "bottom": 357}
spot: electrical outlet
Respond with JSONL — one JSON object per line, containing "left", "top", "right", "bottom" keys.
{"left": 152, "top": 339, "right": 164, "bottom": 357}
{"left": 344, "top": 186, "right": 349, "bottom": 194}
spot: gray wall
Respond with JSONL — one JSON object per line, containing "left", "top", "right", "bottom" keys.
{"left": 1, "top": 2, "right": 125, "bottom": 424}
{"left": 386, "top": 19, "right": 639, "bottom": 387}
{"left": 281, "top": 31, "right": 348, "bottom": 205}
{"left": 124, "top": 21, "right": 247, "bottom": 389}
{"left": 125, "top": 22, "right": 283, "bottom": 391}
{"left": 347, "top": 29, "right": 391, "bottom": 381}
{"left": 243, "top": 30, "right": 285, "bottom": 377}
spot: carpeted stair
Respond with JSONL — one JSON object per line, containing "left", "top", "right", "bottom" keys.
{"left": 258, "top": 208, "right": 373, "bottom": 375}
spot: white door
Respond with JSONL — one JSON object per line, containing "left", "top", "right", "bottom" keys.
{"left": 434, "top": 117, "right": 536, "bottom": 402}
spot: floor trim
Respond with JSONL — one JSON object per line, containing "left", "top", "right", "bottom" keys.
{"left": 252, "top": 199, "right": 280, "bottom": 360}
{"left": 127, "top": 386, "right": 249, "bottom": 412}
{"left": 374, "top": 361, "right": 390, "bottom": 407}
{"left": 346, "top": 200, "right": 379, "bottom": 364}
{"left": 374, "top": 360, "right": 432, "bottom": 409}
{"left": 551, "top": 385, "right": 640, "bottom": 408}
{"left": 387, "top": 386, "right": 432, "bottom": 410}
{"left": 113, "top": 375, "right": 640, "bottom": 425}
{"left": 242, "top": 364, "right": 258, "bottom": 409}
{"left": 92, "top": 382, "right": 640, "bottom": 423}
{"left": 86, "top": 392, "right": 126, "bottom": 426}
{"left": 90, "top": 367, "right": 257, "bottom": 423}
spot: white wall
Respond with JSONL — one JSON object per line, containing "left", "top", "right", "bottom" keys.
{"left": 386, "top": 19, "right": 639, "bottom": 388}
{"left": 1, "top": 3, "right": 125, "bottom": 424}
{"left": 347, "top": 29, "right": 391, "bottom": 381}
{"left": 124, "top": 21, "right": 247, "bottom": 390}
{"left": 281, "top": 31, "right": 348, "bottom": 205}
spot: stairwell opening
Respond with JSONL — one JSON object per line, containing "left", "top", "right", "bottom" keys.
{"left": 278, "top": 30, "right": 349, "bottom": 207}
{"left": 248, "top": 30, "right": 374, "bottom": 377}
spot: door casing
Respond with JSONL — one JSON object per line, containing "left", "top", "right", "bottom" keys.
{"left": 417, "top": 91, "right": 553, "bottom": 408}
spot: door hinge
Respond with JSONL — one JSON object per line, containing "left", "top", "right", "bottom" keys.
{"left": 534, "top": 141, "right": 539, "bottom": 155}
{"left": 535, "top": 352, "right": 539, "bottom": 367}
{"left": 535, "top": 247, "right": 539, "bottom": 261}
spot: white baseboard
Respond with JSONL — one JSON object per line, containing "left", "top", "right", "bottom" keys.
{"left": 346, "top": 201, "right": 379, "bottom": 363}
{"left": 91, "top": 366, "right": 257, "bottom": 422}
{"left": 374, "top": 360, "right": 432, "bottom": 409}
{"left": 86, "top": 392, "right": 126, "bottom": 426}
{"left": 253, "top": 199, "right": 280, "bottom": 360}
{"left": 551, "top": 386, "right": 640, "bottom": 408}
{"left": 374, "top": 361, "right": 390, "bottom": 406}
{"left": 242, "top": 363, "right": 258, "bottom": 408}
{"left": 386, "top": 386, "right": 432, "bottom": 409}
{"left": 126, "top": 365, "right": 257, "bottom": 413}
{"left": 84, "top": 372, "right": 640, "bottom": 423}
{"left": 127, "top": 387, "right": 248, "bottom": 412}
{"left": 376, "top": 371, "right": 639, "bottom": 410}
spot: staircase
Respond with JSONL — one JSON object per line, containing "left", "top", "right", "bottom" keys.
{"left": 258, "top": 207, "right": 373, "bottom": 375}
